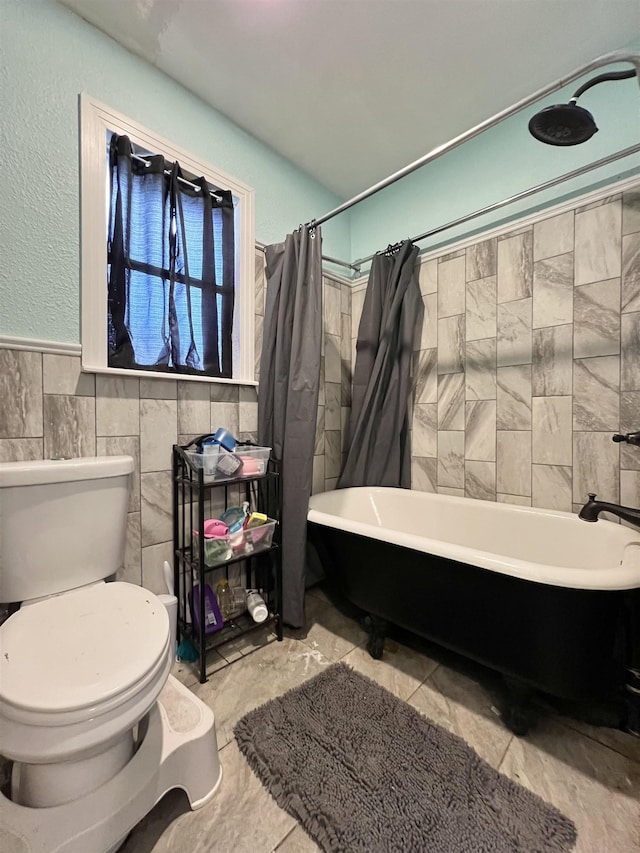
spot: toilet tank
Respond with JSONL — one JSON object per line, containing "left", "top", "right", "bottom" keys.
{"left": 0, "top": 456, "right": 134, "bottom": 603}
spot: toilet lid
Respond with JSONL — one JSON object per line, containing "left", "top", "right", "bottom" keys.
{"left": 0, "top": 582, "right": 169, "bottom": 714}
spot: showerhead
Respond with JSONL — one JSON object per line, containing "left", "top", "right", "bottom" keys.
{"left": 528, "top": 67, "right": 637, "bottom": 146}
{"left": 528, "top": 101, "right": 598, "bottom": 146}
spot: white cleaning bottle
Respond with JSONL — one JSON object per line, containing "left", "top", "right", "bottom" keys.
{"left": 246, "top": 590, "right": 268, "bottom": 623}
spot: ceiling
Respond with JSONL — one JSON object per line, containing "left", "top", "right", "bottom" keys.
{"left": 61, "top": 0, "right": 640, "bottom": 199}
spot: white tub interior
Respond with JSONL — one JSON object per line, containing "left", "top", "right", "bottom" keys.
{"left": 308, "top": 487, "right": 640, "bottom": 591}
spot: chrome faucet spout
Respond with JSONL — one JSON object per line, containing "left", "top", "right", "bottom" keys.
{"left": 578, "top": 493, "right": 640, "bottom": 529}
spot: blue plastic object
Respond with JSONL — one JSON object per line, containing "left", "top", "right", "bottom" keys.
{"left": 220, "top": 505, "right": 248, "bottom": 534}
{"left": 213, "top": 427, "right": 237, "bottom": 451}
{"left": 176, "top": 637, "right": 199, "bottom": 662}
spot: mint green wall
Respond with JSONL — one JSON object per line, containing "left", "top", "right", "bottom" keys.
{"left": 2, "top": 0, "right": 637, "bottom": 343}
{"left": 350, "top": 53, "right": 640, "bottom": 262}
{"left": 0, "top": 0, "right": 349, "bottom": 343}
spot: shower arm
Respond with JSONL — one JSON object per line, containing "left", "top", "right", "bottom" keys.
{"left": 309, "top": 50, "right": 640, "bottom": 230}
{"left": 570, "top": 68, "right": 637, "bottom": 102}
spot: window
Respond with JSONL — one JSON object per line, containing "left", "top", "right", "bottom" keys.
{"left": 81, "top": 94, "right": 255, "bottom": 384}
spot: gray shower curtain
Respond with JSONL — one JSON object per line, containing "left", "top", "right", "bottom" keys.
{"left": 338, "top": 240, "right": 421, "bottom": 489}
{"left": 258, "top": 228, "right": 322, "bottom": 628}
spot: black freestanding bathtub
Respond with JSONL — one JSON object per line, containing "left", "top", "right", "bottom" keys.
{"left": 307, "top": 487, "right": 640, "bottom": 734}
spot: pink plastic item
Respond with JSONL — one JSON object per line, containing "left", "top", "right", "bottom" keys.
{"left": 202, "top": 518, "right": 229, "bottom": 538}
{"left": 240, "top": 458, "right": 261, "bottom": 476}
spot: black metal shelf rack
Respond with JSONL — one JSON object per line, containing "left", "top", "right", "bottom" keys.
{"left": 172, "top": 444, "right": 283, "bottom": 683}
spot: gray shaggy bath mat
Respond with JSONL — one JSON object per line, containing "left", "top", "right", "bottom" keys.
{"left": 234, "top": 663, "right": 576, "bottom": 853}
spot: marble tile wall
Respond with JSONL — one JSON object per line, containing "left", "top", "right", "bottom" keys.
{"left": 312, "top": 277, "right": 353, "bottom": 495}
{"left": 0, "top": 250, "right": 348, "bottom": 596}
{"left": 4, "top": 184, "right": 638, "bottom": 601}
{"left": 352, "top": 183, "right": 640, "bottom": 514}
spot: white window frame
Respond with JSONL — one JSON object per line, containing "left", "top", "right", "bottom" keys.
{"left": 80, "top": 93, "right": 256, "bottom": 384}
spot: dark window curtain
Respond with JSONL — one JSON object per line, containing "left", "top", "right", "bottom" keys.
{"left": 258, "top": 228, "right": 322, "bottom": 628}
{"left": 338, "top": 240, "right": 422, "bottom": 489}
{"left": 107, "top": 134, "right": 235, "bottom": 377}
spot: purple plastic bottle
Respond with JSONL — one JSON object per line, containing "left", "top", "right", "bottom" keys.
{"left": 189, "top": 584, "right": 224, "bottom": 634}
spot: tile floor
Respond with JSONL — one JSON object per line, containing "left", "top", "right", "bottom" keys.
{"left": 122, "top": 585, "right": 640, "bottom": 853}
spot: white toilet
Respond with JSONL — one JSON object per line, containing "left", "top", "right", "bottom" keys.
{"left": 0, "top": 456, "right": 221, "bottom": 853}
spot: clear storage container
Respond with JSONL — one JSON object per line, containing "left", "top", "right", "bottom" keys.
{"left": 192, "top": 530, "right": 232, "bottom": 566}
{"left": 235, "top": 446, "right": 272, "bottom": 477}
{"left": 193, "top": 518, "right": 277, "bottom": 566}
{"left": 183, "top": 448, "right": 214, "bottom": 480}
{"left": 244, "top": 518, "right": 277, "bottom": 551}
{"left": 183, "top": 445, "right": 271, "bottom": 481}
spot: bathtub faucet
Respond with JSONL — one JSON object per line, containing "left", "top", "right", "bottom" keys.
{"left": 612, "top": 431, "right": 640, "bottom": 447}
{"left": 579, "top": 493, "right": 640, "bottom": 529}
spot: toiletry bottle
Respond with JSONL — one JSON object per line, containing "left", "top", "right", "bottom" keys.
{"left": 216, "top": 578, "right": 233, "bottom": 621}
{"left": 246, "top": 590, "right": 268, "bottom": 623}
{"left": 202, "top": 439, "right": 219, "bottom": 476}
{"left": 230, "top": 586, "right": 247, "bottom": 617}
{"left": 189, "top": 584, "right": 223, "bottom": 634}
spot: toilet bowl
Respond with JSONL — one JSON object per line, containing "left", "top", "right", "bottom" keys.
{"left": 0, "top": 581, "right": 171, "bottom": 807}
{"left": 0, "top": 455, "right": 220, "bottom": 850}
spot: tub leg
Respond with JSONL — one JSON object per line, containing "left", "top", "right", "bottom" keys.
{"left": 502, "top": 677, "right": 536, "bottom": 736}
{"left": 364, "top": 615, "right": 387, "bottom": 660}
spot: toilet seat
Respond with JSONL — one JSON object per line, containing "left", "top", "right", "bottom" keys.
{"left": 0, "top": 582, "right": 170, "bottom": 727}
{"left": 0, "top": 582, "right": 172, "bottom": 766}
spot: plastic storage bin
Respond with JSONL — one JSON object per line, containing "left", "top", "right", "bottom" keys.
{"left": 193, "top": 530, "right": 232, "bottom": 567}
{"left": 193, "top": 518, "right": 277, "bottom": 566}
{"left": 183, "top": 445, "right": 271, "bottom": 481}
{"left": 245, "top": 518, "right": 277, "bottom": 551}
{"left": 235, "top": 446, "right": 271, "bottom": 477}
{"left": 183, "top": 448, "right": 217, "bottom": 481}
{"left": 182, "top": 447, "right": 239, "bottom": 482}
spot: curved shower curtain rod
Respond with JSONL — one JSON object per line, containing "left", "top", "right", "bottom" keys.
{"left": 307, "top": 49, "right": 640, "bottom": 232}
{"left": 351, "top": 141, "right": 640, "bottom": 270}
{"left": 261, "top": 140, "right": 640, "bottom": 275}
{"left": 259, "top": 50, "right": 639, "bottom": 275}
